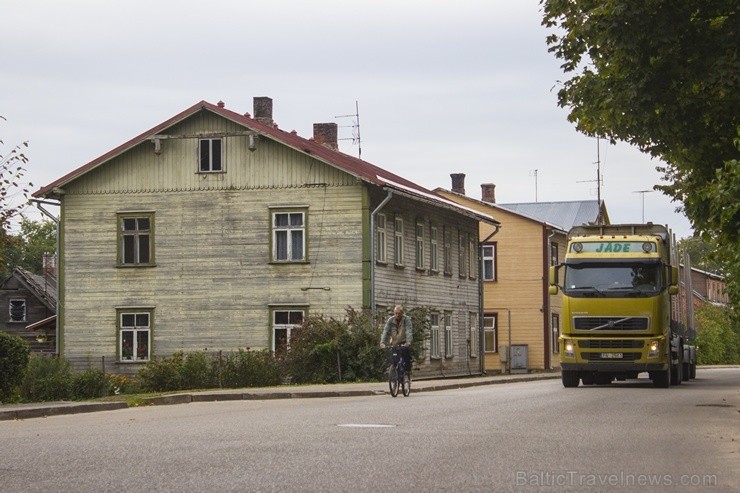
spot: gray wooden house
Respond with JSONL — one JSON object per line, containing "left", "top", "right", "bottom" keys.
{"left": 0, "top": 267, "right": 57, "bottom": 354}
{"left": 33, "top": 97, "right": 497, "bottom": 377}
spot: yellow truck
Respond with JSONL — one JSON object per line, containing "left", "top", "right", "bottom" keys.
{"left": 549, "top": 223, "right": 696, "bottom": 388}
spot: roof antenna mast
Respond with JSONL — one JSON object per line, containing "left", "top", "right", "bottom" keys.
{"left": 335, "top": 100, "right": 362, "bottom": 160}
{"left": 577, "top": 137, "right": 605, "bottom": 224}
{"left": 529, "top": 169, "right": 539, "bottom": 202}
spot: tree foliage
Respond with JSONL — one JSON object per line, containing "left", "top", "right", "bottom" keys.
{"left": 0, "top": 219, "right": 56, "bottom": 279}
{"left": 694, "top": 303, "right": 740, "bottom": 364}
{"left": 541, "top": 0, "right": 739, "bottom": 315}
{"left": 1, "top": 117, "right": 31, "bottom": 236}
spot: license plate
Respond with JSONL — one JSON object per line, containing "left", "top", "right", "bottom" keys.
{"left": 601, "top": 352, "right": 623, "bottom": 359}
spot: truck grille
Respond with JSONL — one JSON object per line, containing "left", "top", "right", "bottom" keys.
{"left": 579, "top": 340, "right": 645, "bottom": 349}
{"left": 573, "top": 317, "right": 649, "bottom": 331}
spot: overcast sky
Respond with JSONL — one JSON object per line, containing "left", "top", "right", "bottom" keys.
{"left": 2, "top": 0, "right": 693, "bottom": 239}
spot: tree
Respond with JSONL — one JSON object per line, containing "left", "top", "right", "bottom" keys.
{"left": 0, "top": 219, "right": 55, "bottom": 279}
{"left": 541, "top": 0, "right": 739, "bottom": 315}
{"left": 1, "top": 116, "right": 32, "bottom": 278}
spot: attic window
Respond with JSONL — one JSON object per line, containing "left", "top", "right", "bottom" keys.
{"left": 199, "top": 138, "right": 223, "bottom": 172}
{"left": 9, "top": 299, "right": 26, "bottom": 322}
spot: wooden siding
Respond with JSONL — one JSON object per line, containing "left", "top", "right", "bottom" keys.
{"left": 371, "top": 190, "right": 482, "bottom": 377}
{"left": 60, "top": 186, "right": 367, "bottom": 373}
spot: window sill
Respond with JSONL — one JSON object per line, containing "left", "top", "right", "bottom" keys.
{"left": 394, "top": 264, "right": 405, "bottom": 270}
{"left": 269, "top": 260, "right": 310, "bottom": 265}
{"left": 117, "top": 263, "right": 157, "bottom": 268}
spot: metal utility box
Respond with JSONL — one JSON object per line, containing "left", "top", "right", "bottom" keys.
{"left": 510, "top": 344, "right": 529, "bottom": 374}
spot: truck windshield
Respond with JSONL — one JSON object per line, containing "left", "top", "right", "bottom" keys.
{"left": 563, "top": 262, "right": 663, "bottom": 297}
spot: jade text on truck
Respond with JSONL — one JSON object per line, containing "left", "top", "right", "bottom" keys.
{"left": 549, "top": 223, "right": 696, "bottom": 388}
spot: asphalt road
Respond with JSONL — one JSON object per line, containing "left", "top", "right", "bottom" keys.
{"left": 1, "top": 368, "right": 737, "bottom": 492}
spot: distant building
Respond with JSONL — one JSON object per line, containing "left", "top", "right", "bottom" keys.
{"left": 0, "top": 266, "right": 57, "bottom": 354}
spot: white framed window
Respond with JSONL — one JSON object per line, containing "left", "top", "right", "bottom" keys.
{"left": 484, "top": 313, "right": 498, "bottom": 353}
{"left": 376, "top": 213, "right": 387, "bottom": 263}
{"left": 430, "top": 312, "right": 440, "bottom": 359}
{"left": 119, "top": 310, "right": 151, "bottom": 362}
{"left": 118, "top": 213, "right": 154, "bottom": 266}
{"left": 482, "top": 243, "right": 496, "bottom": 281}
{"left": 272, "top": 308, "right": 305, "bottom": 356}
{"left": 443, "top": 227, "right": 452, "bottom": 275}
{"left": 272, "top": 210, "right": 306, "bottom": 262}
{"left": 469, "top": 312, "right": 478, "bottom": 358}
{"left": 444, "top": 311, "right": 453, "bottom": 358}
{"left": 415, "top": 222, "right": 424, "bottom": 269}
{"left": 394, "top": 217, "right": 404, "bottom": 266}
{"left": 199, "top": 138, "right": 223, "bottom": 172}
{"left": 9, "top": 299, "right": 26, "bottom": 322}
{"left": 552, "top": 313, "right": 560, "bottom": 354}
{"left": 430, "top": 225, "right": 439, "bottom": 272}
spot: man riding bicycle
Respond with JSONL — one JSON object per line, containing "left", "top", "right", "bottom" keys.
{"left": 380, "top": 305, "right": 413, "bottom": 374}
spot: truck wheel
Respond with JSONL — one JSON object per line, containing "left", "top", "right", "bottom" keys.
{"left": 653, "top": 370, "right": 670, "bottom": 388}
{"left": 690, "top": 363, "right": 697, "bottom": 380}
{"left": 595, "top": 374, "right": 612, "bottom": 385}
{"left": 671, "top": 355, "right": 683, "bottom": 385}
{"left": 682, "top": 362, "right": 690, "bottom": 382}
{"left": 581, "top": 373, "right": 595, "bottom": 385}
{"left": 562, "top": 370, "right": 580, "bottom": 388}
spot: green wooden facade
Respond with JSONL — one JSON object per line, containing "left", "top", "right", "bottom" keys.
{"left": 36, "top": 99, "right": 491, "bottom": 377}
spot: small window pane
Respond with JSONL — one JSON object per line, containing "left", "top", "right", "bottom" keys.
{"left": 135, "top": 313, "right": 149, "bottom": 327}
{"left": 291, "top": 231, "right": 303, "bottom": 260}
{"left": 275, "top": 311, "right": 289, "bottom": 324}
{"left": 138, "top": 236, "right": 150, "bottom": 263}
{"left": 122, "top": 313, "right": 136, "bottom": 327}
{"left": 288, "top": 311, "right": 303, "bottom": 324}
{"left": 123, "top": 218, "right": 137, "bottom": 231}
{"left": 211, "top": 139, "right": 222, "bottom": 170}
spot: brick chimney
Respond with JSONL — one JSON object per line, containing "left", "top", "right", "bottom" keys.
{"left": 481, "top": 183, "right": 496, "bottom": 203}
{"left": 450, "top": 173, "right": 466, "bottom": 195}
{"left": 313, "top": 123, "right": 338, "bottom": 150}
{"left": 253, "top": 97, "right": 273, "bottom": 125}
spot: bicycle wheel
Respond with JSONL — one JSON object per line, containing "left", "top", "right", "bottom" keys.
{"left": 388, "top": 365, "right": 399, "bottom": 397}
{"left": 402, "top": 372, "right": 411, "bottom": 397}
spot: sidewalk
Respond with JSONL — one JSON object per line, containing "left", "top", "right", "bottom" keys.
{"left": 0, "top": 371, "right": 559, "bottom": 421}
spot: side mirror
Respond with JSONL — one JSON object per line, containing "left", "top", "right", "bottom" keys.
{"left": 548, "top": 266, "right": 559, "bottom": 295}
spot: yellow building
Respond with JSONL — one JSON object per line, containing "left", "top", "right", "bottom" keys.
{"left": 436, "top": 175, "right": 608, "bottom": 373}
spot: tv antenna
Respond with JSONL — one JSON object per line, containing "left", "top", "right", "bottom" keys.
{"left": 529, "top": 169, "right": 539, "bottom": 202}
{"left": 335, "top": 100, "right": 362, "bottom": 160}
{"left": 632, "top": 189, "right": 655, "bottom": 222}
{"left": 577, "top": 137, "right": 605, "bottom": 224}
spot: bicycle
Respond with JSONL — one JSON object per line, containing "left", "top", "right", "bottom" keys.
{"left": 386, "top": 345, "right": 411, "bottom": 397}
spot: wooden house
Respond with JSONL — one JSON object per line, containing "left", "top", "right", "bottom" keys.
{"left": 0, "top": 267, "right": 57, "bottom": 354}
{"left": 33, "top": 97, "right": 497, "bottom": 377}
{"left": 436, "top": 175, "right": 608, "bottom": 373}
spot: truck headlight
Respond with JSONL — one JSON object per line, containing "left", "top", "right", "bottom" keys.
{"left": 563, "top": 340, "right": 575, "bottom": 358}
{"left": 648, "top": 339, "right": 660, "bottom": 358}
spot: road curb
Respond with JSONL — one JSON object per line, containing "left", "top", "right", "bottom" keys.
{"left": 0, "top": 373, "right": 560, "bottom": 421}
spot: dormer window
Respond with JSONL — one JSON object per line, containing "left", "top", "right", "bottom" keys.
{"left": 199, "top": 138, "right": 223, "bottom": 172}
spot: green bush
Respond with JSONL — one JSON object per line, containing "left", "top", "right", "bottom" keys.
{"left": 221, "top": 348, "right": 283, "bottom": 388}
{"left": 137, "top": 352, "right": 184, "bottom": 392}
{"left": 71, "top": 369, "right": 108, "bottom": 399}
{"left": 283, "top": 306, "right": 429, "bottom": 384}
{"left": 21, "top": 355, "right": 73, "bottom": 402}
{"left": 180, "top": 351, "right": 217, "bottom": 390}
{"left": 695, "top": 304, "right": 740, "bottom": 364}
{"left": 0, "top": 331, "right": 30, "bottom": 402}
